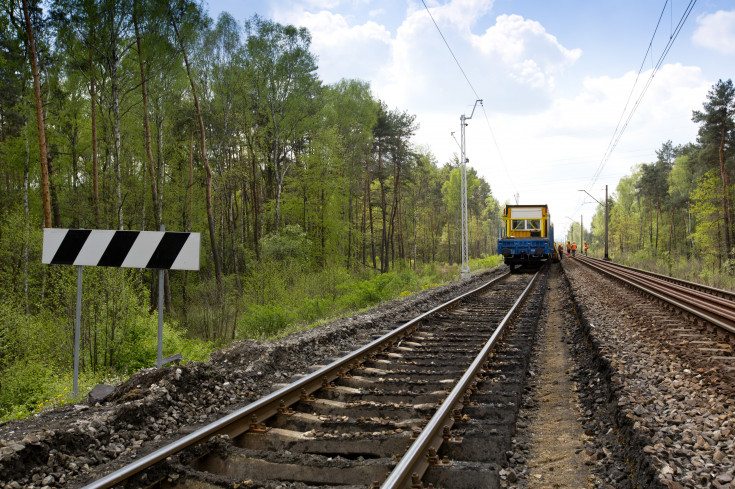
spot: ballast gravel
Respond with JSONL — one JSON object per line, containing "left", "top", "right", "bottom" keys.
{"left": 0, "top": 267, "right": 505, "bottom": 489}
{"left": 563, "top": 259, "right": 735, "bottom": 489}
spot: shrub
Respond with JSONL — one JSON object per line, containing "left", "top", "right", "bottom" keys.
{"left": 238, "top": 304, "right": 295, "bottom": 339}
{"left": 260, "top": 225, "right": 311, "bottom": 264}
{"left": 0, "top": 360, "right": 52, "bottom": 419}
{"left": 335, "top": 272, "right": 396, "bottom": 310}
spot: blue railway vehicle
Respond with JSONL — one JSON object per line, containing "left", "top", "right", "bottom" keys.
{"left": 497, "top": 204, "right": 556, "bottom": 271}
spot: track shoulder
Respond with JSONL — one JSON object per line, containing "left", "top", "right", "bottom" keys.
{"left": 563, "top": 258, "right": 735, "bottom": 489}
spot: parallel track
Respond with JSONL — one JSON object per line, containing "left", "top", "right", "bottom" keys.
{"left": 576, "top": 255, "right": 735, "bottom": 336}
{"left": 81, "top": 269, "right": 544, "bottom": 489}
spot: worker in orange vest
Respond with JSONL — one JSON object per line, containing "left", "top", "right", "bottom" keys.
{"left": 584, "top": 241, "right": 589, "bottom": 256}
{"left": 566, "top": 241, "right": 571, "bottom": 255}
{"left": 571, "top": 241, "right": 577, "bottom": 257}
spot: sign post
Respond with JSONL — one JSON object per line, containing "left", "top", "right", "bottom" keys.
{"left": 74, "top": 265, "right": 82, "bottom": 397}
{"left": 42, "top": 228, "right": 200, "bottom": 397}
{"left": 157, "top": 225, "right": 165, "bottom": 369}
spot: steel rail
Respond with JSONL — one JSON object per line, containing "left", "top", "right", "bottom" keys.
{"left": 576, "top": 257, "right": 735, "bottom": 335}
{"left": 581, "top": 255, "right": 735, "bottom": 301}
{"left": 578, "top": 257, "right": 735, "bottom": 313}
{"left": 82, "top": 272, "right": 510, "bottom": 489}
{"left": 381, "top": 268, "right": 541, "bottom": 489}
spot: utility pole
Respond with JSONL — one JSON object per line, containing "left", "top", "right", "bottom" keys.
{"left": 579, "top": 185, "right": 610, "bottom": 260}
{"left": 460, "top": 99, "right": 482, "bottom": 279}
{"left": 604, "top": 184, "right": 609, "bottom": 260}
{"left": 580, "top": 214, "right": 583, "bottom": 248}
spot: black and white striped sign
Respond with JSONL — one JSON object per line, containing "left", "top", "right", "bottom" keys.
{"left": 42, "top": 229, "right": 200, "bottom": 270}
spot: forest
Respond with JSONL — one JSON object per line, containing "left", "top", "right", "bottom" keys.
{"left": 2, "top": 0, "right": 733, "bottom": 422}
{"left": 571, "top": 79, "right": 735, "bottom": 283}
{"left": 0, "top": 0, "right": 505, "bottom": 420}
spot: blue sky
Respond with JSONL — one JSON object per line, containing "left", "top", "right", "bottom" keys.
{"left": 204, "top": 0, "right": 735, "bottom": 241}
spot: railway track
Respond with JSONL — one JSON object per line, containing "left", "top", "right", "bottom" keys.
{"left": 574, "top": 255, "right": 735, "bottom": 374}
{"left": 79, "top": 269, "right": 547, "bottom": 489}
{"left": 576, "top": 255, "right": 735, "bottom": 336}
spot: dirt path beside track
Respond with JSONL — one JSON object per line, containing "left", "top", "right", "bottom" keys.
{"left": 506, "top": 264, "right": 596, "bottom": 488}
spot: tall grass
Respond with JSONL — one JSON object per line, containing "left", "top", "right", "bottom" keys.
{"left": 235, "top": 258, "right": 461, "bottom": 340}
{"left": 613, "top": 250, "right": 735, "bottom": 290}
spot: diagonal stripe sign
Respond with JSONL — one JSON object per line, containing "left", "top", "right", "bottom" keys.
{"left": 42, "top": 229, "right": 200, "bottom": 270}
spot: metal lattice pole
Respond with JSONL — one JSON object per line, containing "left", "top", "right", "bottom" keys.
{"left": 460, "top": 114, "right": 470, "bottom": 279}
{"left": 459, "top": 100, "right": 482, "bottom": 279}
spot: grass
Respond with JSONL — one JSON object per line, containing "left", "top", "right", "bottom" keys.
{"left": 1, "top": 255, "right": 504, "bottom": 423}
{"left": 604, "top": 250, "right": 735, "bottom": 291}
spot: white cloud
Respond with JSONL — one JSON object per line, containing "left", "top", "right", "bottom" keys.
{"left": 295, "top": 10, "right": 391, "bottom": 48}
{"left": 471, "top": 14, "right": 582, "bottom": 91}
{"left": 693, "top": 10, "right": 735, "bottom": 54}
{"left": 273, "top": 8, "right": 392, "bottom": 84}
{"left": 379, "top": 9, "right": 582, "bottom": 116}
{"left": 417, "top": 0, "right": 495, "bottom": 30}
{"left": 409, "top": 62, "right": 711, "bottom": 237}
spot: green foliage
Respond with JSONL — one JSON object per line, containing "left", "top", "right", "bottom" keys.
{"left": 0, "top": 0, "right": 521, "bottom": 422}
{"left": 260, "top": 224, "right": 311, "bottom": 263}
{"left": 0, "top": 360, "right": 52, "bottom": 419}
{"left": 238, "top": 303, "right": 295, "bottom": 339}
{"left": 690, "top": 169, "right": 724, "bottom": 266}
{"left": 469, "top": 254, "right": 503, "bottom": 270}
{"left": 336, "top": 272, "right": 397, "bottom": 310}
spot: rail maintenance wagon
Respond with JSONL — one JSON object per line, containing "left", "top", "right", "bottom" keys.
{"left": 497, "top": 204, "right": 556, "bottom": 271}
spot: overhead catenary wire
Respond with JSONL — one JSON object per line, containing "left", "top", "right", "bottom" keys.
{"left": 420, "top": 0, "right": 518, "bottom": 195}
{"left": 588, "top": 0, "right": 698, "bottom": 191}
{"left": 593, "top": 1, "right": 670, "bottom": 187}
{"left": 570, "top": 0, "right": 698, "bottom": 225}
{"left": 420, "top": 0, "right": 481, "bottom": 100}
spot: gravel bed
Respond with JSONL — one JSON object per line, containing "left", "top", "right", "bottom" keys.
{"left": 0, "top": 267, "right": 505, "bottom": 489}
{"left": 563, "top": 259, "right": 735, "bottom": 489}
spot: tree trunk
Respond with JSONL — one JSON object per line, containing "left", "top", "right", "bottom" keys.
{"left": 134, "top": 13, "right": 160, "bottom": 229}
{"left": 23, "top": 123, "right": 30, "bottom": 313}
{"left": 189, "top": 131, "right": 194, "bottom": 233}
{"left": 649, "top": 200, "right": 653, "bottom": 249}
{"left": 249, "top": 144, "right": 260, "bottom": 260}
{"left": 656, "top": 198, "right": 661, "bottom": 251}
{"left": 447, "top": 217, "right": 452, "bottom": 264}
{"left": 347, "top": 176, "right": 353, "bottom": 269}
{"left": 90, "top": 49, "right": 100, "bottom": 227}
{"left": 22, "top": 0, "right": 52, "bottom": 228}
{"left": 669, "top": 208, "right": 674, "bottom": 255}
{"left": 172, "top": 12, "right": 223, "bottom": 295}
{"left": 47, "top": 155, "right": 61, "bottom": 226}
{"left": 111, "top": 42, "right": 123, "bottom": 229}
{"left": 718, "top": 125, "right": 732, "bottom": 256}
{"left": 378, "top": 144, "right": 387, "bottom": 272}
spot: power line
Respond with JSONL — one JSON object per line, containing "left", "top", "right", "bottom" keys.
{"left": 593, "top": 1, "right": 670, "bottom": 187}
{"left": 420, "top": 0, "right": 518, "bottom": 194}
{"left": 420, "top": 0, "right": 481, "bottom": 100}
{"left": 588, "top": 0, "right": 698, "bottom": 191}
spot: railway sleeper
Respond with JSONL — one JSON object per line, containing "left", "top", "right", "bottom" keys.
{"left": 269, "top": 412, "right": 422, "bottom": 433}
{"left": 191, "top": 448, "right": 393, "bottom": 486}
{"left": 423, "top": 461, "right": 501, "bottom": 489}
{"left": 298, "top": 398, "right": 437, "bottom": 419}
{"left": 235, "top": 427, "right": 413, "bottom": 458}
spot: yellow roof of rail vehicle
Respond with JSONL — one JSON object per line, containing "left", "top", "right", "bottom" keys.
{"left": 503, "top": 205, "right": 549, "bottom": 239}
